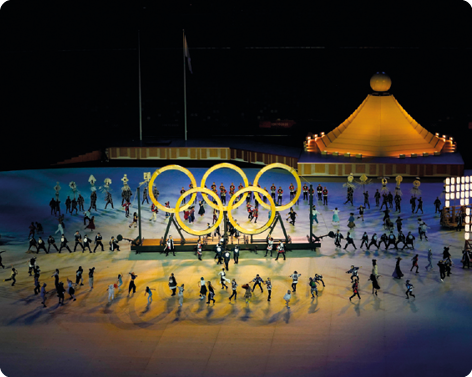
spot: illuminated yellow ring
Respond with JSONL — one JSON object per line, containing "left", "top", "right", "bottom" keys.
{"left": 148, "top": 165, "right": 197, "bottom": 213}
{"left": 174, "top": 187, "right": 224, "bottom": 236}
{"left": 200, "top": 163, "right": 249, "bottom": 211}
{"left": 253, "top": 163, "right": 301, "bottom": 211}
{"left": 227, "top": 186, "right": 277, "bottom": 235}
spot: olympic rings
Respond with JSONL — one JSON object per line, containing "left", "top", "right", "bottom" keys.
{"left": 200, "top": 163, "right": 249, "bottom": 211}
{"left": 174, "top": 187, "right": 225, "bottom": 237}
{"left": 148, "top": 162, "right": 301, "bottom": 236}
{"left": 148, "top": 165, "right": 197, "bottom": 213}
{"left": 226, "top": 186, "right": 277, "bottom": 235}
{"left": 253, "top": 163, "right": 301, "bottom": 212}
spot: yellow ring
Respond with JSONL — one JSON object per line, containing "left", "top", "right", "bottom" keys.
{"left": 253, "top": 163, "right": 301, "bottom": 211}
{"left": 174, "top": 187, "right": 224, "bottom": 236}
{"left": 227, "top": 186, "right": 277, "bottom": 235}
{"left": 200, "top": 163, "right": 249, "bottom": 211}
{"left": 148, "top": 165, "right": 197, "bottom": 213}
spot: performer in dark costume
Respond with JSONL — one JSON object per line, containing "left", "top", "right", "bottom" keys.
{"left": 363, "top": 191, "right": 370, "bottom": 209}
{"left": 302, "top": 183, "right": 309, "bottom": 200}
{"left": 434, "top": 197, "right": 442, "bottom": 213}
{"left": 164, "top": 235, "right": 176, "bottom": 257}
{"left": 47, "top": 235, "right": 58, "bottom": 253}
{"left": 380, "top": 193, "right": 388, "bottom": 210}
{"left": 394, "top": 193, "right": 402, "bottom": 212}
{"left": 252, "top": 274, "right": 264, "bottom": 293}
{"left": 386, "top": 231, "right": 397, "bottom": 250}
{"left": 416, "top": 197, "right": 424, "bottom": 214}
{"left": 105, "top": 191, "right": 114, "bottom": 209}
{"left": 277, "top": 187, "right": 283, "bottom": 205}
{"left": 392, "top": 257, "right": 404, "bottom": 279}
{"left": 275, "top": 242, "right": 286, "bottom": 260}
{"left": 360, "top": 232, "right": 369, "bottom": 249}
{"left": 368, "top": 273, "right": 380, "bottom": 296}
{"left": 78, "top": 194, "right": 85, "bottom": 211}
{"left": 344, "top": 232, "right": 357, "bottom": 250}
{"left": 462, "top": 249, "right": 472, "bottom": 269}
{"left": 402, "top": 232, "right": 415, "bottom": 250}
{"left": 198, "top": 200, "right": 205, "bottom": 216}
{"left": 346, "top": 265, "right": 360, "bottom": 282}
{"left": 93, "top": 233, "right": 104, "bottom": 252}
{"left": 410, "top": 196, "right": 417, "bottom": 213}
{"left": 83, "top": 235, "right": 92, "bottom": 253}
{"left": 410, "top": 254, "right": 419, "bottom": 273}
{"left": 349, "top": 278, "right": 361, "bottom": 301}
{"left": 334, "top": 230, "right": 344, "bottom": 248}
{"left": 322, "top": 187, "right": 328, "bottom": 205}
{"left": 36, "top": 237, "right": 47, "bottom": 254}
{"left": 374, "top": 189, "right": 381, "bottom": 206}
{"left": 233, "top": 245, "right": 240, "bottom": 264}
{"left": 395, "top": 217, "right": 403, "bottom": 232}
{"left": 59, "top": 235, "right": 72, "bottom": 253}
{"left": 49, "top": 198, "right": 56, "bottom": 215}
{"left": 395, "top": 231, "right": 406, "bottom": 249}
{"left": 405, "top": 280, "right": 415, "bottom": 299}
{"left": 287, "top": 208, "right": 297, "bottom": 225}
{"left": 142, "top": 186, "right": 149, "bottom": 205}
{"left": 379, "top": 233, "right": 388, "bottom": 249}
{"left": 317, "top": 184, "right": 323, "bottom": 201}
{"left": 28, "top": 236, "right": 37, "bottom": 252}
{"left": 73, "top": 231, "right": 84, "bottom": 252}
{"left": 65, "top": 197, "right": 72, "bottom": 214}
{"left": 71, "top": 198, "right": 78, "bottom": 215}
{"left": 387, "top": 192, "right": 393, "bottom": 209}
{"left": 367, "top": 233, "right": 378, "bottom": 250}
{"left": 89, "top": 191, "right": 98, "bottom": 211}
{"left": 109, "top": 236, "right": 120, "bottom": 251}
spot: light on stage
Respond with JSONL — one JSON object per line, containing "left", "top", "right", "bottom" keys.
{"left": 466, "top": 199, "right": 470, "bottom": 205}
{"left": 466, "top": 184, "right": 470, "bottom": 191}
{"left": 467, "top": 177, "right": 470, "bottom": 183}
{"left": 461, "top": 184, "right": 464, "bottom": 191}
{"left": 461, "top": 177, "right": 465, "bottom": 183}
{"left": 461, "top": 192, "right": 464, "bottom": 199}
{"left": 446, "top": 186, "right": 450, "bottom": 193}
{"left": 460, "top": 199, "right": 465, "bottom": 206}
{"left": 450, "top": 193, "right": 455, "bottom": 200}
{"left": 467, "top": 191, "right": 470, "bottom": 198}
{"left": 446, "top": 193, "right": 450, "bottom": 200}
{"left": 466, "top": 216, "right": 470, "bottom": 224}
{"left": 456, "top": 184, "right": 460, "bottom": 192}
{"left": 467, "top": 208, "right": 471, "bottom": 216}
{"left": 445, "top": 200, "right": 450, "bottom": 207}
{"left": 466, "top": 233, "right": 470, "bottom": 241}
{"left": 466, "top": 224, "right": 470, "bottom": 232}
{"left": 446, "top": 178, "right": 450, "bottom": 185}
{"left": 451, "top": 178, "right": 455, "bottom": 184}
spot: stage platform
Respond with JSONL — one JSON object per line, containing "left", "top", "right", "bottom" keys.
{"left": 298, "top": 150, "right": 464, "bottom": 177}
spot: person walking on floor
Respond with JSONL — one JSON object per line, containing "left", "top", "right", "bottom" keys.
{"left": 425, "top": 249, "right": 433, "bottom": 271}
{"left": 207, "top": 281, "right": 216, "bottom": 304}
{"left": 437, "top": 260, "right": 446, "bottom": 282}
{"left": 349, "top": 277, "right": 361, "bottom": 301}
{"left": 368, "top": 273, "right": 380, "bottom": 296}
{"left": 283, "top": 290, "right": 292, "bottom": 308}
{"left": 199, "top": 277, "right": 207, "bottom": 300}
{"left": 360, "top": 232, "right": 369, "bottom": 249}
{"left": 107, "top": 282, "right": 115, "bottom": 302}
{"left": 75, "top": 266, "right": 84, "bottom": 287}
{"left": 309, "top": 277, "right": 320, "bottom": 298}
{"left": 67, "top": 278, "right": 76, "bottom": 301}
{"left": 392, "top": 257, "right": 404, "bottom": 279}
{"left": 346, "top": 265, "right": 360, "bottom": 282}
{"left": 169, "top": 273, "right": 177, "bottom": 296}
{"left": 229, "top": 279, "right": 238, "bottom": 302}
{"left": 290, "top": 271, "right": 301, "bottom": 292}
{"left": 51, "top": 269, "right": 60, "bottom": 290}
{"left": 344, "top": 232, "right": 357, "bottom": 250}
{"left": 405, "top": 280, "right": 415, "bottom": 299}
{"left": 88, "top": 267, "right": 95, "bottom": 290}
{"left": 243, "top": 283, "right": 252, "bottom": 304}
{"left": 275, "top": 242, "right": 286, "bottom": 261}
{"left": 57, "top": 282, "right": 65, "bottom": 305}
{"left": 117, "top": 274, "right": 123, "bottom": 290}
{"left": 144, "top": 286, "right": 155, "bottom": 304}
{"left": 40, "top": 283, "right": 47, "bottom": 307}
{"left": 218, "top": 268, "right": 229, "bottom": 290}
{"left": 178, "top": 284, "right": 184, "bottom": 306}
{"left": 264, "top": 277, "right": 272, "bottom": 301}
{"left": 252, "top": 274, "right": 264, "bottom": 293}
{"left": 128, "top": 272, "right": 138, "bottom": 296}
{"left": 410, "top": 254, "right": 420, "bottom": 273}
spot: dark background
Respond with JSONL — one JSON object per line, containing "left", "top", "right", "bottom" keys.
{"left": 1, "top": 2, "right": 471, "bottom": 169}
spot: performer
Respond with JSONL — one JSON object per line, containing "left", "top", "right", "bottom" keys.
{"left": 198, "top": 200, "right": 205, "bottom": 217}
{"left": 229, "top": 279, "right": 238, "bottom": 301}
{"left": 392, "top": 257, "right": 404, "bottom": 279}
{"left": 85, "top": 216, "right": 95, "bottom": 232}
{"left": 419, "top": 221, "right": 429, "bottom": 240}
{"left": 27, "top": 236, "right": 37, "bottom": 252}
{"left": 367, "top": 233, "right": 378, "bottom": 250}
{"left": 223, "top": 250, "right": 231, "bottom": 271}
{"left": 287, "top": 208, "right": 297, "bottom": 225}
{"left": 410, "top": 196, "right": 417, "bottom": 213}
{"left": 311, "top": 205, "right": 320, "bottom": 225}
{"left": 402, "top": 232, "right": 415, "bottom": 250}
{"left": 368, "top": 273, "right": 380, "bottom": 296}
{"left": 363, "top": 191, "right": 370, "bottom": 209}
{"left": 264, "top": 277, "right": 272, "bottom": 301}
{"left": 122, "top": 201, "right": 131, "bottom": 218}
{"left": 386, "top": 231, "right": 397, "bottom": 250}
{"left": 104, "top": 191, "right": 114, "bottom": 209}
{"left": 395, "top": 231, "right": 406, "bottom": 249}
{"left": 121, "top": 188, "right": 132, "bottom": 206}
{"left": 410, "top": 254, "right": 419, "bottom": 273}
{"left": 322, "top": 187, "right": 328, "bottom": 205}
{"left": 252, "top": 207, "right": 259, "bottom": 223}
{"left": 270, "top": 183, "right": 276, "bottom": 202}
{"left": 416, "top": 197, "right": 424, "bottom": 214}
{"left": 344, "top": 187, "right": 354, "bottom": 206}
{"left": 317, "top": 184, "right": 323, "bottom": 201}
{"left": 387, "top": 192, "right": 393, "bottom": 209}
{"left": 309, "top": 277, "right": 320, "bottom": 298}
{"left": 332, "top": 208, "right": 340, "bottom": 225}
{"left": 180, "top": 187, "right": 186, "bottom": 205}
{"left": 277, "top": 187, "right": 283, "bottom": 205}
{"left": 150, "top": 203, "right": 158, "bottom": 222}
{"left": 394, "top": 193, "right": 402, "bottom": 212}
{"left": 438, "top": 260, "right": 446, "bottom": 281}
{"left": 344, "top": 232, "right": 357, "bottom": 250}
{"left": 334, "top": 230, "right": 344, "bottom": 248}
{"left": 93, "top": 233, "right": 104, "bottom": 252}
{"left": 380, "top": 193, "right": 388, "bottom": 210}
{"left": 289, "top": 271, "right": 301, "bottom": 292}
{"left": 238, "top": 183, "right": 244, "bottom": 202}
{"left": 347, "top": 212, "right": 356, "bottom": 229}
{"left": 89, "top": 191, "right": 98, "bottom": 211}
{"left": 229, "top": 183, "right": 235, "bottom": 198}
{"left": 314, "top": 273, "right": 325, "bottom": 287}
{"left": 289, "top": 183, "right": 295, "bottom": 201}
{"left": 218, "top": 268, "right": 229, "bottom": 290}
{"left": 71, "top": 198, "right": 78, "bottom": 214}
{"left": 395, "top": 217, "right": 403, "bottom": 232}
{"left": 265, "top": 237, "right": 274, "bottom": 257}
{"left": 233, "top": 245, "right": 240, "bottom": 264}
{"left": 434, "top": 197, "right": 442, "bottom": 213}
{"left": 196, "top": 240, "right": 203, "bottom": 261}
{"left": 47, "top": 235, "right": 58, "bottom": 253}
{"left": 374, "top": 189, "right": 381, "bottom": 206}
{"left": 214, "top": 243, "right": 223, "bottom": 264}
{"left": 141, "top": 185, "right": 149, "bottom": 205}
{"left": 73, "top": 231, "right": 84, "bottom": 252}
{"left": 360, "top": 232, "right": 369, "bottom": 248}
{"left": 462, "top": 248, "right": 471, "bottom": 269}
{"left": 169, "top": 273, "right": 177, "bottom": 296}
{"left": 109, "top": 236, "right": 120, "bottom": 251}
{"left": 405, "top": 280, "right": 415, "bottom": 299}
{"left": 425, "top": 248, "right": 434, "bottom": 270}
{"left": 346, "top": 265, "right": 360, "bottom": 282}
{"left": 129, "top": 212, "right": 138, "bottom": 228}
{"left": 65, "top": 197, "right": 72, "bottom": 214}
{"left": 349, "top": 278, "right": 361, "bottom": 301}
{"left": 275, "top": 241, "right": 286, "bottom": 261}
{"left": 252, "top": 274, "right": 264, "bottom": 293}
{"left": 382, "top": 208, "right": 390, "bottom": 225}
{"left": 199, "top": 277, "right": 207, "bottom": 300}
{"left": 49, "top": 198, "right": 56, "bottom": 215}
{"left": 59, "top": 235, "right": 72, "bottom": 253}
{"left": 164, "top": 235, "right": 175, "bottom": 257}
{"left": 153, "top": 186, "right": 159, "bottom": 202}
{"left": 357, "top": 205, "right": 365, "bottom": 221}
{"left": 302, "top": 183, "right": 309, "bottom": 200}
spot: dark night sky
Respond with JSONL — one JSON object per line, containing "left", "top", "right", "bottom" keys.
{"left": 1, "top": 2, "right": 471, "bottom": 167}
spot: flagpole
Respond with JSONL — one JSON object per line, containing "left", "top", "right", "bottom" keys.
{"left": 183, "top": 29, "right": 188, "bottom": 142}
{"left": 138, "top": 30, "right": 143, "bottom": 142}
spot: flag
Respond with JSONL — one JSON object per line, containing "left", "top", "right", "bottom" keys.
{"left": 184, "top": 35, "right": 193, "bottom": 74}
